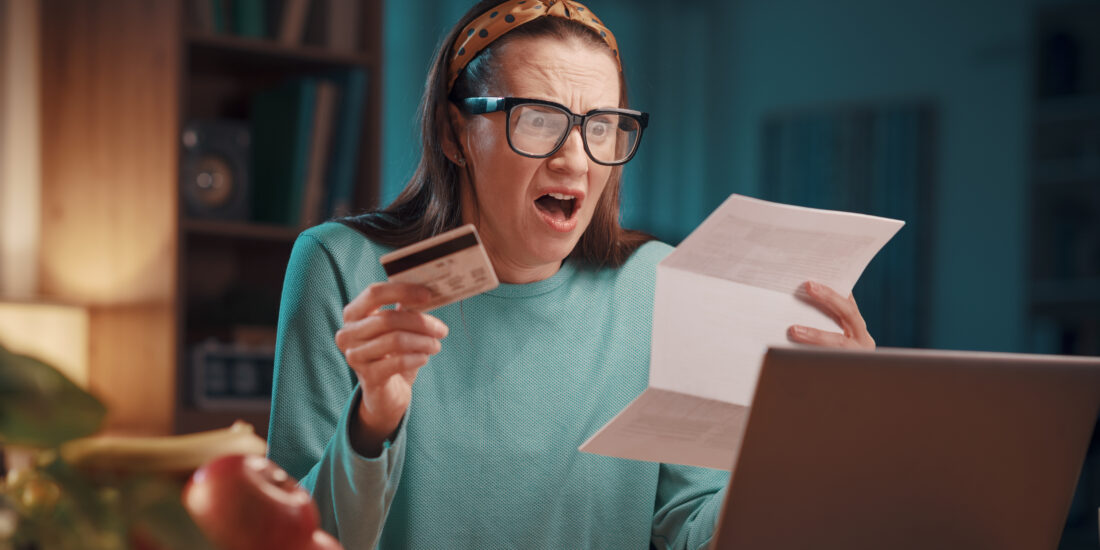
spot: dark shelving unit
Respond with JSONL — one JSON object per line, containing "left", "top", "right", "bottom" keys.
{"left": 1029, "top": 4, "right": 1100, "bottom": 548}
{"left": 174, "top": 1, "right": 383, "bottom": 435}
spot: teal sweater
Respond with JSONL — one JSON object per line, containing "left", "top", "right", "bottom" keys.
{"left": 268, "top": 222, "right": 729, "bottom": 549}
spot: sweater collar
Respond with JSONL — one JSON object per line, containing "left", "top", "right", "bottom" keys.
{"left": 484, "top": 259, "right": 576, "bottom": 299}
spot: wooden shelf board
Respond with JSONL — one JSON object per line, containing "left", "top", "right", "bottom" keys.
{"left": 187, "top": 31, "right": 376, "bottom": 70}
{"left": 183, "top": 218, "right": 301, "bottom": 242}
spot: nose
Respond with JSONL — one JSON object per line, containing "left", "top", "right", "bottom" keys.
{"left": 547, "top": 127, "right": 589, "bottom": 176}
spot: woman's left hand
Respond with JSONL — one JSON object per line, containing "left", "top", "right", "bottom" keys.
{"left": 788, "top": 281, "right": 876, "bottom": 350}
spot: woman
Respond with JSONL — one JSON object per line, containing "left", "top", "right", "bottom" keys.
{"left": 268, "top": 1, "right": 875, "bottom": 548}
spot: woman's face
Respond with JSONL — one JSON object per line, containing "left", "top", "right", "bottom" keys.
{"left": 453, "top": 36, "right": 620, "bottom": 283}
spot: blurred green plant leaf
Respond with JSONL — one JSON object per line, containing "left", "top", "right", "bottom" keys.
{"left": 7, "top": 458, "right": 216, "bottom": 550}
{"left": 0, "top": 345, "right": 106, "bottom": 447}
{"left": 0, "top": 349, "right": 214, "bottom": 550}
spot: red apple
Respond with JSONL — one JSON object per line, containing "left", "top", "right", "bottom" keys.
{"left": 309, "top": 530, "right": 344, "bottom": 550}
{"left": 182, "top": 454, "right": 342, "bottom": 550}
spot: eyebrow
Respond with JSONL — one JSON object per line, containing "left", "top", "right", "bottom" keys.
{"left": 503, "top": 93, "right": 619, "bottom": 113}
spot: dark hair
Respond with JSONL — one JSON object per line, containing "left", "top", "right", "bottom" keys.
{"left": 340, "top": 0, "right": 653, "bottom": 268}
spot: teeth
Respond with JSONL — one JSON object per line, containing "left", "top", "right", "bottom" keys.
{"left": 547, "top": 193, "right": 574, "bottom": 200}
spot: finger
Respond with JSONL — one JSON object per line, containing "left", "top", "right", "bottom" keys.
{"left": 787, "top": 325, "right": 861, "bottom": 349}
{"left": 788, "top": 325, "right": 856, "bottom": 348}
{"left": 803, "top": 281, "right": 865, "bottom": 334}
{"left": 845, "top": 293, "right": 876, "bottom": 348}
{"left": 357, "top": 353, "right": 431, "bottom": 389}
{"left": 343, "top": 282, "right": 433, "bottom": 323}
{"left": 792, "top": 323, "right": 875, "bottom": 349}
{"left": 336, "top": 310, "right": 449, "bottom": 350}
{"left": 345, "top": 331, "right": 442, "bottom": 365}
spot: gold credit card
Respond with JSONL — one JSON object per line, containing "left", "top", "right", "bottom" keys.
{"left": 379, "top": 224, "right": 499, "bottom": 311}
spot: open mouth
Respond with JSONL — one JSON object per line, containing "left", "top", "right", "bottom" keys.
{"left": 534, "top": 192, "right": 577, "bottom": 221}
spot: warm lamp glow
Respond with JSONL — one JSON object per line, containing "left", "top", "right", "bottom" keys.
{"left": 39, "top": 224, "right": 174, "bottom": 304}
{"left": 0, "top": 0, "right": 41, "bottom": 299}
{"left": 0, "top": 301, "right": 89, "bottom": 387}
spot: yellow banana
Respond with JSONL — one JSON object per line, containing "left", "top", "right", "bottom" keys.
{"left": 59, "top": 420, "right": 267, "bottom": 477}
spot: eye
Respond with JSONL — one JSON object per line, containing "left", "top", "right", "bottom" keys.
{"left": 514, "top": 106, "right": 567, "bottom": 138}
{"left": 587, "top": 116, "right": 614, "bottom": 143}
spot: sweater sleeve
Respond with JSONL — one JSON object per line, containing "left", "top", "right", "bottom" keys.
{"left": 304, "top": 387, "right": 408, "bottom": 547}
{"left": 651, "top": 463, "right": 730, "bottom": 549}
{"left": 266, "top": 232, "right": 407, "bottom": 546}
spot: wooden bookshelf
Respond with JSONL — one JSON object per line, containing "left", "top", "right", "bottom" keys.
{"left": 39, "top": 0, "right": 383, "bottom": 436}
{"left": 183, "top": 219, "right": 301, "bottom": 242}
{"left": 187, "top": 31, "right": 377, "bottom": 69}
{"left": 175, "top": 0, "right": 384, "bottom": 436}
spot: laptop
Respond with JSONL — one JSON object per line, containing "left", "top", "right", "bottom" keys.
{"left": 712, "top": 347, "right": 1100, "bottom": 550}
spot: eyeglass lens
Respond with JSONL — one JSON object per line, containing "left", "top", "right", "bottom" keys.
{"left": 508, "top": 103, "right": 641, "bottom": 164}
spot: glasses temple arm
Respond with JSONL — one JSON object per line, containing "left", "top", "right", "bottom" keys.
{"left": 460, "top": 97, "right": 506, "bottom": 114}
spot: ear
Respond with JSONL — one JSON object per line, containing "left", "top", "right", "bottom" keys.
{"left": 441, "top": 103, "right": 468, "bottom": 166}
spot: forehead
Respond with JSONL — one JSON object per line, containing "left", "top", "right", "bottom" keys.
{"left": 492, "top": 35, "right": 621, "bottom": 110}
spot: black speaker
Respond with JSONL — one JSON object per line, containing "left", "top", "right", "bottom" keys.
{"left": 180, "top": 120, "right": 251, "bottom": 221}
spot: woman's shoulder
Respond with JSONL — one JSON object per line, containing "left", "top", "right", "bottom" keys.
{"left": 581, "top": 239, "right": 673, "bottom": 289}
{"left": 629, "top": 240, "right": 675, "bottom": 267}
{"left": 606, "top": 239, "right": 673, "bottom": 278}
{"left": 297, "top": 221, "right": 392, "bottom": 258}
{"left": 291, "top": 221, "right": 393, "bottom": 287}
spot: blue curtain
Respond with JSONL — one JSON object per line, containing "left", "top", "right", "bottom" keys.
{"left": 760, "top": 104, "right": 935, "bottom": 348}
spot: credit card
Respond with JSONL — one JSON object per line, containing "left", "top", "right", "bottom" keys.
{"left": 379, "top": 224, "right": 499, "bottom": 312}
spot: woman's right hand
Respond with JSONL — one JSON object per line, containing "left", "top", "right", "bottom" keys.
{"left": 335, "top": 282, "right": 449, "bottom": 455}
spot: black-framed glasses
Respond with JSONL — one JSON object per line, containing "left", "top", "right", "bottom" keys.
{"left": 457, "top": 97, "right": 649, "bottom": 166}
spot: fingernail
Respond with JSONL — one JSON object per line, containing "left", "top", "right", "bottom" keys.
{"left": 805, "top": 281, "right": 817, "bottom": 293}
{"left": 791, "top": 325, "right": 806, "bottom": 336}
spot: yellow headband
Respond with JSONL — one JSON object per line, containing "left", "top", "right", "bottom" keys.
{"left": 447, "top": 0, "right": 621, "bottom": 91}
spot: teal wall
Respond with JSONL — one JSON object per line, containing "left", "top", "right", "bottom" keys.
{"left": 380, "top": 2, "right": 468, "bottom": 205}
{"left": 719, "top": 0, "right": 1033, "bottom": 353}
{"left": 381, "top": 0, "right": 1037, "bottom": 353}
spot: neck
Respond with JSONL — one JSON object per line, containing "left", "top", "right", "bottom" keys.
{"left": 486, "top": 248, "right": 562, "bottom": 284}
{"left": 459, "top": 181, "right": 562, "bottom": 284}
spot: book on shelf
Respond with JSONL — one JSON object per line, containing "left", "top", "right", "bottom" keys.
{"left": 210, "top": 0, "right": 227, "bottom": 33}
{"left": 299, "top": 81, "right": 340, "bottom": 227}
{"left": 191, "top": 0, "right": 215, "bottom": 32}
{"left": 278, "top": 0, "right": 311, "bottom": 45}
{"left": 250, "top": 78, "right": 317, "bottom": 227}
{"left": 232, "top": 0, "right": 267, "bottom": 38}
{"left": 324, "top": 69, "right": 367, "bottom": 219}
{"left": 249, "top": 71, "right": 365, "bottom": 228}
{"left": 327, "top": 0, "right": 359, "bottom": 52}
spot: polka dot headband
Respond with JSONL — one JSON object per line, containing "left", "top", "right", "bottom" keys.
{"left": 448, "top": 0, "right": 621, "bottom": 91}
